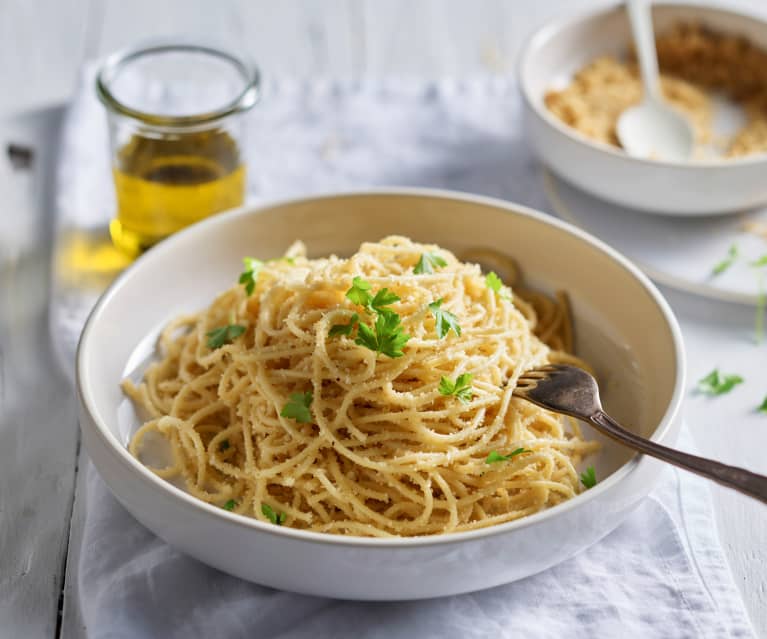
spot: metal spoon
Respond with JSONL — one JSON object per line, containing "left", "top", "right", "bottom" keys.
{"left": 514, "top": 364, "right": 767, "bottom": 504}
{"left": 616, "top": 0, "right": 694, "bottom": 161}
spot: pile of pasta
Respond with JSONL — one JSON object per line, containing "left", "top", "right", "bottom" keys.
{"left": 125, "top": 236, "right": 598, "bottom": 537}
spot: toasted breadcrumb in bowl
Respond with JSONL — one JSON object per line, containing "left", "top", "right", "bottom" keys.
{"left": 519, "top": 2, "right": 767, "bottom": 215}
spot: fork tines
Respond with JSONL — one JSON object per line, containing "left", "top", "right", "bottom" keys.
{"left": 515, "top": 365, "right": 567, "bottom": 390}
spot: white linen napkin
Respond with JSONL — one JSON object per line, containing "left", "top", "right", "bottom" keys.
{"left": 57, "top": 69, "right": 756, "bottom": 638}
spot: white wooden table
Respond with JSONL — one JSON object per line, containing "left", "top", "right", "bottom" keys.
{"left": 1, "top": 1, "right": 765, "bottom": 636}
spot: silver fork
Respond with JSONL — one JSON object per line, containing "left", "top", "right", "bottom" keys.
{"left": 513, "top": 364, "right": 767, "bottom": 504}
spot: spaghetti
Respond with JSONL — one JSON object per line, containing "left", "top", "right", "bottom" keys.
{"left": 125, "top": 236, "right": 598, "bottom": 537}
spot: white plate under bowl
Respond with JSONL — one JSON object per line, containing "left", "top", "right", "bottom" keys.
{"left": 519, "top": 2, "right": 767, "bottom": 216}
{"left": 76, "top": 189, "right": 685, "bottom": 600}
{"left": 544, "top": 171, "right": 767, "bottom": 306}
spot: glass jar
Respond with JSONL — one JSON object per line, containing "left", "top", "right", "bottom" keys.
{"left": 96, "top": 41, "right": 259, "bottom": 257}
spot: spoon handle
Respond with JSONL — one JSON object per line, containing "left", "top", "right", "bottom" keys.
{"left": 590, "top": 410, "right": 767, "bottom": 504}
{"left": 626, "top": 0, "right": 662, "bottom": 101}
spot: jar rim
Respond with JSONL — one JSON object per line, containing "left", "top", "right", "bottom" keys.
{"left": 96, "top": 40, "right": 259, "bottom": 126}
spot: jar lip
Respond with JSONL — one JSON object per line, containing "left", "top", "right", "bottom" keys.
{"left": 96, "top": 40, "right": 259, "bottom": 126}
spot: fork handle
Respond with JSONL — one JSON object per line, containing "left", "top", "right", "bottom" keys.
{"left": 590, "top": 410, "right": 767, "bottom": 504}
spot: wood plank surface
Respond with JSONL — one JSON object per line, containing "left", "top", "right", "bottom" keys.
{"left": 666, "top": 286, "right": 767, "bottom": 633}
{"left": 0, "top": 106, "right": 78, "bottom": 638}
{"left": 0, "top": 1, "right": 766, "bottom": 636}
{"left": 0, "top": 0, "right": 90, "bottom": 114}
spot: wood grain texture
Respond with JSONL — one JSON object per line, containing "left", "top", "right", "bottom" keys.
{"left": 0, "top": 0, "right": 90, "bottom": 114}
{"left": 85, "top": 0, "right": 363, "bottom": 76}
{"left": 662, "top": 285, "right": 767, "bottom": 633}
{"left": 1, "top": 1, "right": 767, "bottom": 636}
{"left": 0, "top": 106, "right": 78, "bottom": 638}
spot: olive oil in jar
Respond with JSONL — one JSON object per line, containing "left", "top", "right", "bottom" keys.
{"left": 110, "top": 129, "right": 245, "bottom": 256}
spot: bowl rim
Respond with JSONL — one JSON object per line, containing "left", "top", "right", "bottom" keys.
{"left": 517, "top": 0, "right": 767, "bottom": 170}
{"left": 76, "top": 187, "right": 687, "bottom": 548}
{"left": 541, "top": 170, "right": 765, "bottom": 307}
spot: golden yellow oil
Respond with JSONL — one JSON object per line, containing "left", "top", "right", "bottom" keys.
{"left": 110, "top": 130, "right": 245, "bottom": 257}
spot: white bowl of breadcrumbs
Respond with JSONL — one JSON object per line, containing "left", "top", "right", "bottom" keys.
{"left": 519, "top": 2, "right": 767, "bottom": 215}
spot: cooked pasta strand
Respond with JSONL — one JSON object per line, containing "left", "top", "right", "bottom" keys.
{"left": 126, "top": 237, "right": 598, "bottom": 537}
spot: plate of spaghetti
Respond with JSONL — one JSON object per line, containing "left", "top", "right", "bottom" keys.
{"left": 77, "top": 189, "right": 685, "bottom": 599}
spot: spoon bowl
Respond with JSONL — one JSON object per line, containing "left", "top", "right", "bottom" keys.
{"left": 518, "top": 1, "right": 767, "bottom": 214}
{"left": 617, "top": 100, "right": 695, "bottom": 161}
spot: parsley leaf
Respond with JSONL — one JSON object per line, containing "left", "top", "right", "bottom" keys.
{"left": 486, "top": 271, "right": 512, "bottom": 301}
{"left": 697, "top": 369, "right": 744, "bottom": 396}
{"left": 712, "top": 244, "right": 738, "bottom": 276}
{"left": 239, "top": 256, "right": 297, "bottom": 295}
{"left": 751, "top": 255, "right": 767, "bottom": 267}
{"left": 344, "top": 278, "right": 401, "bottom": 314}
{"left": 346, "top": 276, "right": 373, "bottom": 307}
{"left": 580, "top": 466, "right": 597, "bottom": 489}
{"left": 329, "top": 312, "right": 359, "bottom": 337}
{"left": 486, "top": 271, "right": 503, "bottom": 293}
{"left": 439, "top": 374, "right": 474, "bottom": 404}
{"left": 239, "top": 257, "right": 265, "bottom": 296}
{"left": 223, "top": 499, "right": 236, "bottom": 511}
{"left": 355, "top": 322, "right": 378, "bottom": 350}
{"left": 355, "top": 311, "right": 411, "bottom": 358}
{"left": 206, "top": 324, "right": 246, "bottom": 349}
{"left": 759, "top": 396, "right": 767, "bottom": 413}
{"left": 280, "top": 391, "right": 314, "bottom": 423}
{"left": 343, "top": 278, "right": 409, "bottom": 357}
{"left": 219, "top": 439, "right": 230, "bottom": 452}
{"left": 485, "top": 448, "right": 528, "bottom": 464}
{"left": 429, "top": 298, "right": 461, "bottom": 339}
{"left": 369, "top": 288, "right": 401, "bottom": 313}
{"left": 414, "top": 252, "right": 447, "bottom": 274}
{"left": 261, "top": 503, "right": 287, "bottom": 525}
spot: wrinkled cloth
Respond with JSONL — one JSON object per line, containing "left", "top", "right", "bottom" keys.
{"left": 58, "top": 70, "right": 755, "bottom": 638}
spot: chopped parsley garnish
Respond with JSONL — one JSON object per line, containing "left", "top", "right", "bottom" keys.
{"left": 580, "top": 466, "right": 597, "bottom": 489}
{"left": 239, "top": 257, "right": 265, "bottom": 295}
{"left": 223, "top": 499, "right": 236, "bottom": 511}
{"left": 429, "top": 298, "right": 461, "bottom": 339}
{"left": 341, "top": 278, "right": 410, "bottom": 357}
{"left": 355, "top": 311, "right": 411, "bottom": 358}
{"left": 261, "top": 503, "right": 287, "bottom": 525}
{"left": 239, "top": 256, "right": 296, "bottom": 296}
{"left": 414, "top": 252, "right": 447, "bottom": 274}
{"left": 486, "top": 271, "right": 503, "bottom": 292}
{"left": 368, "top": 288, "right": 401, "bottom": 314}
{"left": 346, "top": 276, "right": 373, "bottom": 307}
{"left": 712, "top": 244, "right": 738, "bottom": 276}
{"left": 219, "top": 439, "right": 230, "bottom": 452}
{"left": 346, "top": 277, "right": 401, "bottom": 314}
{"left": 758, "top": 396, "right": 767, "bottom": 413}
{"left": 280, "top": 391, "right": 314, "bottom": 423}
{"left": 329, "top": 313, "right": 359, "bottom": 337}
{"left": 697, "top": 369, "right": 744, "bottom": 396}
{"left": 439, "top": 374, "right": 474, "bottom": 404}
{"left": 751, "top": 255, "right": 767, "bottom": 267}
{"left": 206, "top": 324, "right": 246, "bottom": 349}
{"left": 486, "top": 271, "right": 512, "bottom": 301}
{"left": 485, "top": 448, "right": 528, "bottom": 464}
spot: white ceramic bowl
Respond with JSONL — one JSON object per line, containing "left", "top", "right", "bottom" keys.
{"left": 519, "top": 2, "right": 767, "bottom": 216}
{"left": 77, "top": 189, "right": 686, "bottom": 600}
